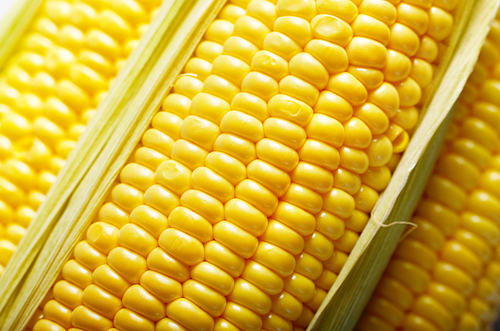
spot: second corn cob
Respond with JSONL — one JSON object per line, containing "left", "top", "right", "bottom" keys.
{"left": 359, "top": 10, "right": 500, "bottom": 331}
{"left": 0, "top": 0, "right": 162, "bottom": 276}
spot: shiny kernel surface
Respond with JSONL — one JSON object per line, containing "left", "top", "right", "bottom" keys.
{"left": 36, "top": 0, "right": 458, "bottom": 329}
{"left": 359, "top": 7, "right": 500, "bottom": 331}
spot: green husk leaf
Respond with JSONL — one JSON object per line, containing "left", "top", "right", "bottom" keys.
{"left": 308, "top": 0, "right": 500, "bottom": 330}
{"left": 0, "top": 0, "right": 225, "bottom": 328}
{"left": 0, "top": 0, "right": 44, "bottom": 71}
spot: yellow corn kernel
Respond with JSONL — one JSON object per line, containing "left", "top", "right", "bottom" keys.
{"left": 274, "top": 16, "right": 312, "bottom": 48}
{"left": 223, "top": 301, "right": 262, "bottom": 331}
{"left": 247, "top": 159, "right": 291, "bottom": 197}
{"left": 72, "top": 305, "right": 113, "bottom": 331}
{"left": 113, "top": 308, "right": 155, "bottom": 331}
{"left": 228, "top": 278, "right": 271, "bottom": 315}
{"left": 147, "top": 247, "right": 190, "bottom": 283}
{"left": 281, "top": 183, "right": 323, "bottom": 214}
{"left": 279, "top": 76, "right": 319, "bottom": 107}
{"left": 166, "top": 298, "right": 214, "bottom": 331}
{"left": 327, "top": 72, "right": 367, "bottom": 106}
{"left": 82, "top": 284, "right": 123, "bottom": 319}
{"left": 191, "top": 261, "right": 234, "bottom": 296}
{"left": 92, "top": 264, "right": 130, "bottom": 298}
{"left": 242, "top": 260, "right": 284, "bottom": 296}
{"left": 119, "top": 223, "right": 158, "bottom": 256}
{"left": 273, "top": 202, "right": 316, "bottom": 236}
{"left": 53, "top": 280, "right": 83, "bottom": 309}
{"left": 260, "top": 220, "right": 305, "bottom": 255}
{"left": 253, "top": 242, "right": 296, "bottom": 277}
{"left": 205, "top": 240, "right": 245, "bottom": 278}
{"left": 86, "top": 222, "right": 119, "bottom": 255}
{"left": 272, "top": 291, "right": 303, "bottom": 321}
{"left": 108, "top": 247, "right": 147, "bottom": 283}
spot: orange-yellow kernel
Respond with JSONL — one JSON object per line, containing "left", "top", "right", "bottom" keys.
{"left": 224, "top": 36, "right": 260, "bottom": 64}
{"left": 314, "top": 91, "right": 353, "bottom": 122}
{"left": 428, "top": 6, "right": 454, "bottom": 42}
{"left": 134, "top": 147, "right": 168, "bottom": 171}
{"left": 359, "top": 0, "right": 397, "bottom": 26}
{"left": 290, "top": 162, "right": 334, "bottom": 194}
{"left": 140, "top": 270, "right": 182, "bottom": 304}
{"left": 74, "top": 240, "right": 107, "bottom": 271}
{"left": 272, "top": 291, "right": 304, "bottom": 321}
{"left": 230, "top": 93, "right": 268, "bottom": 123}
{"left": 327, "top": 72, "right": 367, "bottom": 106}
{"left": 241, "top": 260, "right": 284, "bottom": 296}
{"left": 347, "top": 66, "right": 384, "bottom": 90}
{"left": 388, "top": 259, "right": 430, "bottom": 293}
{"left": 222, "top": 301, "right": 262, "bottom": 331}
{"left": 166, "top": 299, "right": 215, "bottom": 331}
{"left": 205, "top": 20, "right": 234, "bottom": 45}
{"left": 159, "top": 228, "right": 204, "bottom": 266}
{"left": 92, "top": 264, "right": 130, "bottom": 298}
{"left": 113, "top": 308, "right": 155, "bottom": 331}
{"left": 156, "top": 318, "right": 188, "bottom": 331}
{"left": 260, "top": 220, "right": 304, "bottom": 255}
{"left": 352, "top": 14, "right": 390, "bottom": 45}
{"left": 205, "top": 240, "right": 245, "bottom": 278}
{"left": 252, "top": 241, "right": 296, "bottom": 277}
{"left": 191, "top": 261, "right": 235, "bottom": 296}
{"left": 389, "top": 23, "right": 420, "bottom": 57}
{"left": 122, "top": 284, "right": 166, "bottom": 321}
{"left": 264, "top": 117, "right": 306, "bottom": 150}
{"left": 129, "top": 205, "right": 167, "bottom": 239}
{"left": 53, "top": 280, "right": 83, "bottom": 309}
{"left": 274, "top": 16, "right": 313, "bottom": 47}
{"left": 147, "top": 247, "right": 190, "bottom": 283}
{"left": 279, "top": 75, "right": 319, "bottom": 107}
{"left": 247, "top": 0, "right": 278, "bottom": 29}
{"left": 119, "top": 223, "right": 158, "bottom": 256}
{"left": 82, "top": 284, "right": 123, "bottom": 320}
{"left": 347, "top": 37, "right": 387, "bottom": 69}
{"left": 62, "top": 259, "right": 92, "bottom": 289}
{"left": 228, "top": 278, "right": 272, "bottom": 315}
{"left": 72, "top": 305, "right": 113, "bottom": 331}
{"left": 98, "top": 202, "right": 129, "bottom": 229}
{"left": 304, "top": 231, "right": 334, "bottom": 261}
{"left": 213, "top": 133, "right": 256, "bottom": 166}
{"left": 108, "top": 246, "right": 147, "bottom": 284}
{"left": 316, "top": 210, "right": 345, "bottom": 241}
{"left": 86, "top": 222, "right": 119, "bottom": 255}
{"left": 305, "top": 39, "right": 348, "bottom": 74}
{"left": 235, "top": 178, "right": 278, "bottom": 216}
{"left": 272, "top": 201, "right": 316, "bottom": 236}
{"left": 263, "top": 32, "right": 301, "bottom": 62}
{"left": 214, "top": 221, "right": 258, "bottom": 259}
{"left": 247, "top": 159, "right": 291, "bottom": 197}
{"left": 233, "top": 15, "right": 270, "bottom": 49}
{"left": 143, "top": 184, "right": 179, "bottom": 217}
{"left": 282, "top": 183, "right": 323, "bottom": 214}
{"left": 295, "top": 252, "right": 323, "bottom": 280}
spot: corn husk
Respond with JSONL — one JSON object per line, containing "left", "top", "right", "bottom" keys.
{"left": 308, "top": 0, "right": 500, "bottom": 330}
{"left": 0, "top": 0, "right": 226, "bottom": 328}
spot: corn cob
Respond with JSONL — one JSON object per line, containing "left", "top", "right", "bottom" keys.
{"left": 23, "top": 0, "right": 460, "bottom": 330}
{"left": 358, "top": 11, "right": 500, "bottom": 331}
{"left": 0, "top": 0, "right": 162, "bottom": 277}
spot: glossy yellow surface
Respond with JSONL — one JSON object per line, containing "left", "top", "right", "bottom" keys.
{"left": 34, "top": 0, "right": 456, "bottom": 329}
{"left": 360, "top": 9, "right": 500, "bottom": 331}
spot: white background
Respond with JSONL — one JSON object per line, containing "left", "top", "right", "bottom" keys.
{"left": 0, "top": 0, "right": 17, "bottom": 24}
